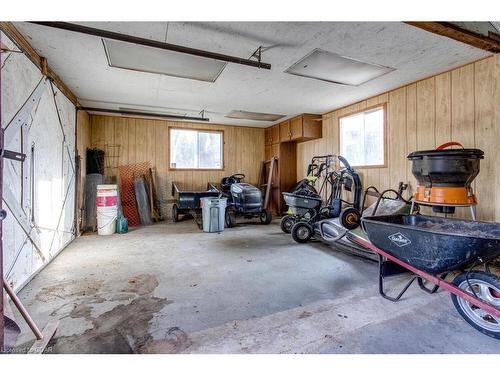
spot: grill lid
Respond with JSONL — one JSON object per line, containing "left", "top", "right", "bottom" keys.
{"left": 407, "top": 148, "right": 484, "bottom": 160}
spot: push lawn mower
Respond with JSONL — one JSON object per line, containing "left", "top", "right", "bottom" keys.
{"left": 219, "top": 173, "right": 272, "bottom": 227}
{"left": 290, "top": 154, "right": 334, "bottom": 196}
{"left": 281, "top": 155, "right": 363, "bottom": 243}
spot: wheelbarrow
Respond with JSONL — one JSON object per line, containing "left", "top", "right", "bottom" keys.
{"left": 351, "top": 214, "right": 500, "bottom": 339}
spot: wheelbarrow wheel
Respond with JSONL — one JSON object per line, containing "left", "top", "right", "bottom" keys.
{"left": 280, "top": 215, "right": 295, "bottom": 233}
{"left": 451, "top": 271, "right": 500, "bottom": 339}
{"left": 172, "top": 204, "right": 179, "bottom": 222}
{"left": 340, "top": 207, "right": 361, "bottom": 230}
{"left": 291, "top": 222, "right": 313, "bottom": 243}
{"left": 259, "top": 209, "right": 272, "bottom": 225}
{"left": 225, "top": 208, "right": 236, "bottom": 228}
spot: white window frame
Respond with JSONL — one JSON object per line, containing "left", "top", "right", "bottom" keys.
{"left": 169, "top": 127, "right": 224, "bottom": 170}
{"left": 338, "top": 104, "right": 387, "bottom": 168}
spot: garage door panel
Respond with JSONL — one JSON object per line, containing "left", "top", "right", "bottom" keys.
{"left": 0, "top": 32, "right": 43, "bottom": 129}
{"left": 1, "top": 31, "right": 76, "bottom": 289}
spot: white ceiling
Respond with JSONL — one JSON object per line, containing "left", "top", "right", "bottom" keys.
{"left": 14, "top": 22, "right": 490, "bottom": 127}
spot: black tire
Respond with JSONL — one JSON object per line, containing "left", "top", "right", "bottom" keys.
{"left": 172, "top": 204, "right": 179, "bottom": 222}
{"left": 340, "top": 207, "right": 361, "bottom": 230}
{"left": 259, "top": 209, "right": 272, "bottom": 225}
{"left": 291, "top": 222, "right": 313, "bottom": 243}
{"left": 451, "top": 271, "right": 500, "bottom": 339}
{"left": 225, "top": 209, "right": 236, "bottom": 228}
{"left": 280, "top": 215, "right": 295, "bottom": 233}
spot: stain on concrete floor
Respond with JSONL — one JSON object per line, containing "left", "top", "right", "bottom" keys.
{"left": 36, "top": 274, "right": 173, "bottom": 353}
{"left": 36, "top": 279, "right": 104, "bottom": 303}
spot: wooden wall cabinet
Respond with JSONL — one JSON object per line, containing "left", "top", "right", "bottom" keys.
{"left": 271, "top": 124, "right": 280, "bottom": 145}
{"left": 282, "top": 114, "right": 322, "bottom": 142}
{"left": 279, "top": 120, "right": 291, "bottom": 142}
{"left": 264, "top": 114, "right": 322, "bottom": 215}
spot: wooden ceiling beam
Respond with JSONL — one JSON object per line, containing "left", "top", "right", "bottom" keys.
{"left": 405, "top": 22, "right": 500, "bottom": 53}
{"left": 0, "top": 22, "right": 78, "bottom": 105}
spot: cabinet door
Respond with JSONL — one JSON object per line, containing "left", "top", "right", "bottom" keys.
{"left": 264, "top": 128, "right": 272, "bottom": 146}
{"left": 265, "top": 145, "right": 271, "bottom": 160}
{"left": 271, "top": 125, "right": 280, "bottom": 145}
{"left": 290, "top": 116, "right": 303, "bottom": 140}
{"left": 279, "top": 121, "right": 291, "bottom": 142}
{"left": 302, "top": 115, "right": 322, "bottom": 139}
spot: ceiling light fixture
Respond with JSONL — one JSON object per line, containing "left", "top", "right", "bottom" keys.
{"left": 226, "top": 110, "right": 286, "bottom": 122}
{"left": 285, "top": 48, "right": 395, "bottom": 86}
{"left": 103, "top": 39, "right": 227, "bottom": 82}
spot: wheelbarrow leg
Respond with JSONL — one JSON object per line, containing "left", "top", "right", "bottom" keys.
{"left": 378, "top": 255, "right": 417, "bottom": 302}
{"left": 417, "top": 273, "right": 448, "bottom": 294}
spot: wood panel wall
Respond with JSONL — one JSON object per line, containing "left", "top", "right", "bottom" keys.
{"left": 87, "top": 115, "right": 265, "bottom": 217}
{"left": 297, "top": 55, "right": 500, "bottom": 222}
{"left": 76, "top": 110, "right": 92, "bottom": 232}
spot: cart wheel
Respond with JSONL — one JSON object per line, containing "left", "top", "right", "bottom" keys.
{"left": 259, "top": 210, "right": 272, "bottom": 225}
{"left": 225, "top": 209, "right": 236, "bottom": 228}
{"left": 280, "top": 215, "right": 295, "bottom": 233}
{"left": 451, "top": 271, "right": 500, "bottom": 339}
{"left": 291, "top": 222, "right": 313, "bottom": 243}
{"left": 172, "top": 204, "right": 179, "bottom": 222}
{"left": 340, "top": 207, "right": 361, "bottom": 230}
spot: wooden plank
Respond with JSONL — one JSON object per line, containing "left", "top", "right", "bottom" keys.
{"left": 388, "top": 87, "right": 407, "bottom": 191}
{"left": 435, "top": 72, "right": 452, "bottom": 146}
{"left": 405, "top": 22, "right": 500, "bottom": 53}
{"left": 406, "top": 84, "right": 418, "bottom": 198}
{"left": 473, "top": 58, "right": 495, "bottom": 221}
{"left": 496, "top": 54, "right": 500, "bottom": 222}
{"left": 90, "top": 116, "right": 105, "bottom": 149}
{"left": 114, "top": 116, "right": 129, "bottom": 168}
{"left": 416, "top": 78, "right": 436, "bottom": 150}
{"left": 127, "top": 118, "right": 137, "bottom": 164}
{"left": 451, "top": 64, "right": 475, "bottom": 147}
{"left": 104, "top": 116, "right": 115, "bottom": 177}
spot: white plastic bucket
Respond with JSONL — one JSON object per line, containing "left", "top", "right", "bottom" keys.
{"left": 96, "top": 184, "right": 118, "bottom": 235}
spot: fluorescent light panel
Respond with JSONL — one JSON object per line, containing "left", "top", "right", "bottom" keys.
{"left": 285, "top": 49, "right": 395, "bottom": 86}
{"left": 103, "top": 39, "right": 227, "bottom": 82}
{"left": 119, "top": 107, "right": 187, "bottom": 117}
{"left": 226, "top": 110, "right": 286, "bottom": 122}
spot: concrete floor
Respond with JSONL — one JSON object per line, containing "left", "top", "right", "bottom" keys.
{"left": 10, "top": 219, "right": 500, "bottom": 353}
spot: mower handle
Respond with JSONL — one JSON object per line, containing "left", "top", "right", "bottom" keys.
{"left": 337, "top": 155, "right": 353, "bottom": 171}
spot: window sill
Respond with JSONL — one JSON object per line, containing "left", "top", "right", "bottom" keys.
{"left": 168, "top": 168, "right": 225, "bottom": 171}
{"left": 350, "top": 164, "right": 387, "bottom": 169}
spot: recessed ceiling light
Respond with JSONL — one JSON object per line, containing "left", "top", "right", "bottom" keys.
{"left": 285, "top": 48, "right": 395, "bottom": 86}
{"left": 103, "top": 39, "right": 227, "bottom": 82}
{"left": 226, "top": 110, "right": 286, "bottom": 122}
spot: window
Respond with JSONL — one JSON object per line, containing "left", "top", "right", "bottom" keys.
{"left": 339, "top": 105, "right": 386, "bottom": 168}
{"left": 169, "top": 128, "right": 223, "bottom": 169}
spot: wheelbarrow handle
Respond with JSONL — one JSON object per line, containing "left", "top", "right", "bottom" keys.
{"left": 436, "top": 141, "right": 464, "bottom": 150}
{"left": 318, "top": 221, "right": 347, "bottom": 243}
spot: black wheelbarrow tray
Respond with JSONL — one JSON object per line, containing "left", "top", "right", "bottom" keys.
{"left": 345, "top": 214, "right": 500, "bottom": 339}
{"left": 171, "top": 182, "right": 219, "bottom": 228}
